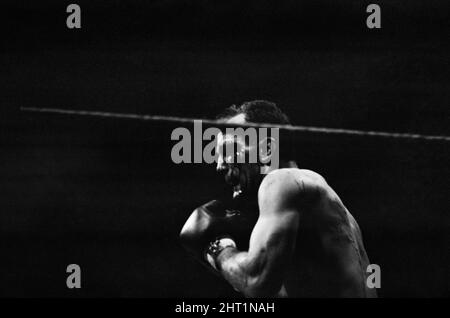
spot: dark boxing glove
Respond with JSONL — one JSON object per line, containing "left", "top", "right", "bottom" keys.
{"left": 179, "top": 199, "right": 257, "bottom": 262}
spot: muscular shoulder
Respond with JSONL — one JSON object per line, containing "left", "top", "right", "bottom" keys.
{"left": 258, "top": 169, "right": 329, "bottom": 212}
{"left": 259, "top": 168, "right": 328, "bottom": 197}
{"left": 259, "top": 169, "right": 350, "bottom": 227}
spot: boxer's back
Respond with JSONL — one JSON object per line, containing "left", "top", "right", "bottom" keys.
{"left": 265, "top": 169, "right": 377, "bottom": 297}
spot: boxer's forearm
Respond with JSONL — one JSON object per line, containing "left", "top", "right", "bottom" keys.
{"left": 215, "top": 247, "right": 280, "bottom": 297}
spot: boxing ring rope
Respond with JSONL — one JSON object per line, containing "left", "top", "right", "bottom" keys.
{"left": 21, "top": 107, "right": 450, "bottom": 142}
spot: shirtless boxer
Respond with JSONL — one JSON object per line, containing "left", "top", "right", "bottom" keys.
{"left": 180, "top": 100, "right": 377, "bottom": 298}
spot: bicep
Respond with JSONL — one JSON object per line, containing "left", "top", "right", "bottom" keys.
{"left": 247, "top": 209, "right": 299, "bottom": 276}
{"left": 245, "top": 171, "right": 303, "bottom": 280}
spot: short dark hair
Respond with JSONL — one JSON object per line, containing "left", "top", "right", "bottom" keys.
{"left": 217, "top": 100, "right": 295, "bottom": 160}
{"left": 217, "top": 100, "right": 291, "bottom": 125}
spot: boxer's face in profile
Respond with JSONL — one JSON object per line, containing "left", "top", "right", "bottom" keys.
{"left": 216, "top": 114, "right": 265, "bottom": 200}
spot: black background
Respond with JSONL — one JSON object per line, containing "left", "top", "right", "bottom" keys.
{"left": 1, "top": 1, "right": 449, "bottom": 297}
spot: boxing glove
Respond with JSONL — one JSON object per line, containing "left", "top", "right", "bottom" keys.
{"left": 179, "top": 199, "right": 257, "bottom": 261}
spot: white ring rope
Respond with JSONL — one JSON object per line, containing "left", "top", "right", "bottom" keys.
{"left": 20, "top": 107, "right": 450, "bottom": 142}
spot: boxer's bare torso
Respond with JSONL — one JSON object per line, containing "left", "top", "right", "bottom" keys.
{"left": 258, "top": 168, "right": 376, "bottom": 297}
{"left": 180, "top": 166, "right": 376, "bottom": 297}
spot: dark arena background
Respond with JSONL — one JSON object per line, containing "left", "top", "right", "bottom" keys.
{"left": 1, "top": 1, "right": 449, "bottom": 297}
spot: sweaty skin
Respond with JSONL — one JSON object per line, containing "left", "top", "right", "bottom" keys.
{"left": 214, "top": 168, "right": 377, "bottom": 298}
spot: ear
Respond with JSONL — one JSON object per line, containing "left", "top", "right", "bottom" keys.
{"left": 259, "top": 137, "right": 277, "bottom": 164}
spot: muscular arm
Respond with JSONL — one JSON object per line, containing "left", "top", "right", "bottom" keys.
{"left": 214, "top": 169, "right": 316, "bottom": 297}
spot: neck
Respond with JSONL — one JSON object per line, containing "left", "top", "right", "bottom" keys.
{"left": 282, "top": 160, "right": 298, "bottom": 168}
{"left": 261, "top": 160, "right": 297, "bottom": 174}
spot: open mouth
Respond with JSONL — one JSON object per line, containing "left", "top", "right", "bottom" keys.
{"left": 233, "top": 183, "right": 243, "bottom": 198}
{"left": 224, "top": 166, "right": 244, "bottom": 199}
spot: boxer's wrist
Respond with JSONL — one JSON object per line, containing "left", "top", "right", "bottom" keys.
{"left": 205, "top": 237, "right": 236, "bottom": 271}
